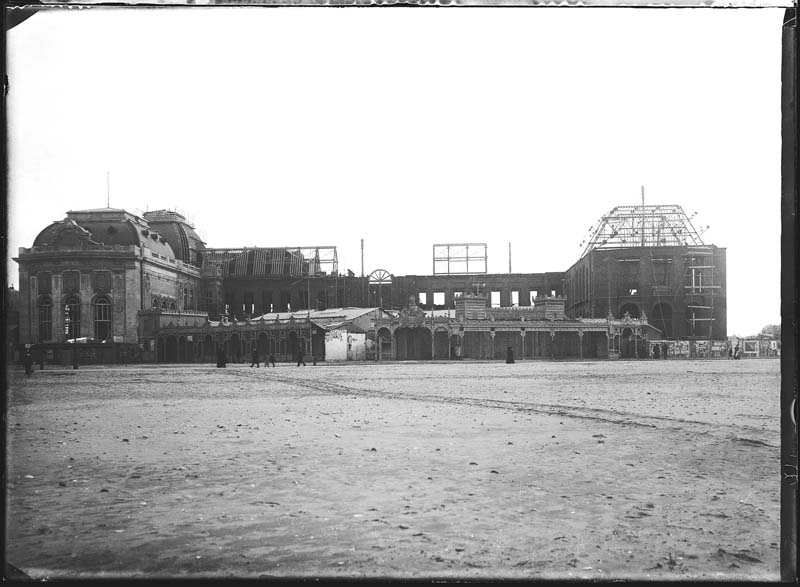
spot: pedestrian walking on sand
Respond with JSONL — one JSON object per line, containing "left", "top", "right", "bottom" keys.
{"left": 268, "top": 352, "right": 276, "bottom": 367}
{"left": 728, "top": 346, "right": 733, "bottom": 359}
{"left": 734, "top": 343, "right": 740, "bottom": 360}
{"left": 23, "top": 350, "right": 33, "bottom": 377}
{"left": 250, "top": 348, "right": 260, "bottom": 368}
{"left": 505, "top": 346, "right": 515, "bottom": 364}
{"left": 297, "top": 346, "right": 306, "bottom": 367}
{"left": 661, "top": 342, "right": 668, "bottom": 359}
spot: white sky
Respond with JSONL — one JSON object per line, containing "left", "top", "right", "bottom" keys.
{"left": 6, "top": 6, "right": 784, "bottom": 336}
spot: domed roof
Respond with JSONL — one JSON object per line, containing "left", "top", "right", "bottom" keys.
{"left": 31, "top": 208, "right": 178, "bottom": 261}
{"left": 69, "top": 218, "right": 142, "bottom": 247}
{"left": 33, "top": 219, "right": 97, "bottom": 248}
{"left": 142, "top": 210, "right": 205, "bottom": 266}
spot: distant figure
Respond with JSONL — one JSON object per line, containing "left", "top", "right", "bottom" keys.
{"left": 728, "top": 346, "right": 733, "bottom": 360}
{"left": 734, "top": 344, "right": 740, "bottom": 360}
{"left": 39, "top": 349, "right": 45, "bottom": 371}
{"left": 268, "top": 352, "right": 276, "bottom": 367}
{"left": 653, "top": 344, "right": 660, "bottom": 359}
{"left": 661, "top": 342, "right": 668, "bottom": 359}
{"left": 250, "top": 348, "right": 260, "bottom": 368}
{"left": 297, "top": 346, "right": 306, "bottom": 367}
{"left": 216, "top": 347, "right": 227, "bottom": 368}
{"left": 505, "top": 346, "right": 515, "bottom": 364}
{"left": 23, "top": 350, "right": 33, "bottom": 377}
{"left": 456, "top": 345, "right": 462, "bottom": 360}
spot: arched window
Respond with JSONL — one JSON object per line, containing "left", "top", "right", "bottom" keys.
{"left": 94, "top": 297, "right": 111, "bottom": 342}
{"left": 38, "top": 296, "right": 52, "bottom": 342}
{"left": 65, "top": 296, "right": 81, "bottom": 340}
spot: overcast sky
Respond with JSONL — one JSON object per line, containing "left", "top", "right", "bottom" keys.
{"left": 6, "top": 6, "right": 784, "bottom": 336}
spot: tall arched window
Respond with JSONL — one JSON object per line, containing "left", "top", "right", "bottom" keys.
{"left": 38, "top": 296, "right": 52, "bottom": 342}
{"left": 65, "top": 296, "right": 81, "bottom": 340}
{"left": 94, "top": 297, "right": 111, "bottom": 342}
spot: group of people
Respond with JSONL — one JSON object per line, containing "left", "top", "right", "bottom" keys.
{"left": 651, "top": 342, "right": 669, "bottom": 359}
{"left": 728, "top": 343, "right": 741, "bottom": 360}
{"left": 249, "top": 348, "right": 277, "bottom": 368}
{"left": 216, "top": 346, "right": 308, "bottom": 368}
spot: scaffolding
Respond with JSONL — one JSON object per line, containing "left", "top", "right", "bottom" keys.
{"left": 580, "top": 204, "right": 708, "bottom": 258}
{"left": 682, "top": 246, "right": 720, "bottom": 341}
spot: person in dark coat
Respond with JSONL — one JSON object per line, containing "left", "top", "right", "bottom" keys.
{"left": 250, "top": 348, "right": 260, "bottom": 368}
{"left": 216, "top": 346, "right": 227, "bottom": 368}
{"left": 268, "top": 352, "right": 276, "bottom": 367}
{"left": 297, "top": 345, "right": 306, "bottom": 367}
{"left": 505, "top": 346, "right": 515, "bottom": 364}
{"left": 23, "top": 350, "right": 33, "bottom": 377}
{"left": 734, "top": 343, "right": 740, "bottom": 360}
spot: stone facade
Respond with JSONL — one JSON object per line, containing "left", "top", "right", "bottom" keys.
{"left": 563, "top": 245, "right": 727, "bottom": 340}
{"left": 15, "top": 208, "right": 203, "bottom": 347}
{"left": 13, "top": 205, "right": 727, "bottom": 363}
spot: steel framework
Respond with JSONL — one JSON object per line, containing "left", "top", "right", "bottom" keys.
{"left": 433, "top": 243, "right": 488, "bottom": 275}
{"left": 202, "top": 246, "right": 338, "bottom": 277}
{"left": 580, "top": 205, "right": 708, "bottom": 258}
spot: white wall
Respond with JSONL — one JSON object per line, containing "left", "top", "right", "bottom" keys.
{"left": 347, "top": 332, "right": 366, "bottom": 361}
{"left": 324, "top": 329, "right": 348, "bottom": 361}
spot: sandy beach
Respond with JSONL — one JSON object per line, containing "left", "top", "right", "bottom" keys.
{"left": 5, "top": 358, "right": 780, "bottom": 580}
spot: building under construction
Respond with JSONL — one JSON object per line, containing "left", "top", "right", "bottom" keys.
{"left": 13, "top": 201, "right": 725, "bottom": 363}
{"left": 564, "top": 203, "right": 726, "bottom": 340}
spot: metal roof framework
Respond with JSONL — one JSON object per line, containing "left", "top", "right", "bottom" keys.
{"left": 580, "top": 204, "right": 708, "bottom": 258}
{"left": 202, "top": 246, "right": 338, "bottom": 277}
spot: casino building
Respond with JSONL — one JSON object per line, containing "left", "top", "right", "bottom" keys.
{"left": 13, "top": 203, "right": 725, "bottom": 363}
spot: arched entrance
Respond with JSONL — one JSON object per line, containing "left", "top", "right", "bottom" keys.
{"left": 651, "top": 302, "right": 672, "bottom": 338}
{"left": 433, "top": 328, "right": 450, "bottom": 359}
{"left": 377, "top": 327, "right": 392, "bottom": 360}
{"left": 394, "top": 327, "right": 432, "bottom": 360}
{"left": 463, "top": 331, "right": 491, "bottom": 360}
{"left": 165, "top": 335, "right": 178, "bottom": 362}
{"left": 620, "top": 327, "right": 636, "bottom": 358}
